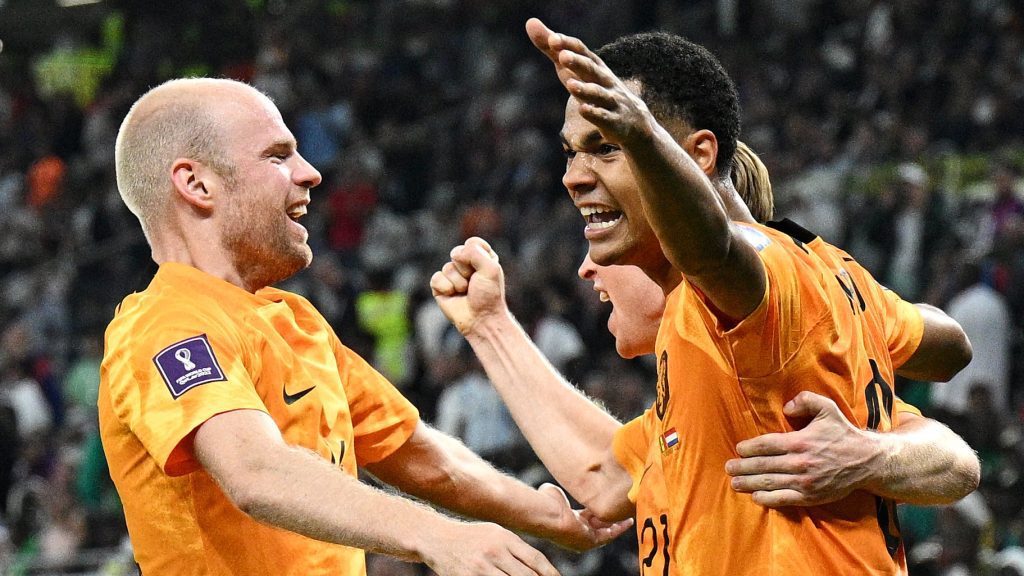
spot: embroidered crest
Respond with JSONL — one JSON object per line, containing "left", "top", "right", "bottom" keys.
{"left": 656, "top": 350, "right": 670, "bottom": 420}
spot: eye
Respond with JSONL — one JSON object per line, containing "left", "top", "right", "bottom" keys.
{"left": 562, "top": 148, "right": 577, "bottom": 161}
{"left": 596, "top": 144, "right": 619, "bottom": 156}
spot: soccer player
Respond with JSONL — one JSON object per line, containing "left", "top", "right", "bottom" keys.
{"left": 718, "top": 143, "right": 978, "bottom": 506}
{"left": 431, "top": 19, "right": 977, "bottom": 575}
{"left": 433, "top": 187, "right": 977, "bottom": 575}
{"left": 98, "top": 77, "right": 630, "bottom": 576}
{"left": 728, "top": 142, "right": 973, "bottom": 385}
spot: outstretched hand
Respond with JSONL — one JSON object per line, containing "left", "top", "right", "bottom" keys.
{"left": 430, "top": 237, "right": 508, "bottom": 335}
{"left": 725, "top": 391, "right": 882, "bottom": 507}
{"left": 537, "top": 482, "right": 634, "bottom": 552}
{"left": 525, "top": 18, "right": 655, "bottom": 146}
{"left": 422, "top": 519, "right": 562, "bottom": 576}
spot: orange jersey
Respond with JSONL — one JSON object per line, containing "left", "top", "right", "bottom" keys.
{"left": 788, "top": 221, "right": 923, "bottom": 372}
{"left": 98, "top": 263, "right": 419, "bottom": 575}
{"left": 613, "top": 222, "right": 923, "bottom": 576}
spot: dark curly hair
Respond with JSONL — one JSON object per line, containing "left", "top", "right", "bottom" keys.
{"left": 596, "top": 32, "right": 740, "bottom": 177}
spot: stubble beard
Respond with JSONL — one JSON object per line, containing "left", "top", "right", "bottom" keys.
{"left": 221, "top": 200, "right": 311, "bottom": 291}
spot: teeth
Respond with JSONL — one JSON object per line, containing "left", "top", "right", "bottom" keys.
{"left": 580, "top": 206, "right": 615, "bottom": 217}
{"left": 589, "top": 218, "right": 619, "bottom": 230}
{"left": 599, "top": 291, "right": 610, "bottom": 303}
{"left": 580, "top": 205, "right": 622, "bottom": 230}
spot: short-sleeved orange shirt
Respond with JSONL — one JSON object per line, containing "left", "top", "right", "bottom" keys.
{"left": 798, "top": 222, "right": 923, "bottom": 420}
{"left": 612, "top": 222, "right": 918, "bottom": 576}
{"left": 98, "top": 263, "right": 419, "bottom": 575}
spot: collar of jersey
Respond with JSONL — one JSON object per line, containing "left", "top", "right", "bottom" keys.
{"left": 154, "top": 262, "right": 283, "bottom": 307}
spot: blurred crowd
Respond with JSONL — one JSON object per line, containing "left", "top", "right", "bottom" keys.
{"left": 0, "top": 0, "right": 1022, "bottom": 574}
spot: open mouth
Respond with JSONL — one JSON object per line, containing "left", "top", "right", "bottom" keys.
{"left": 286, "top": 204, "right": 307, "bottom": 222}
{"left": 580, "top": 206, "right": 623, "bottom": 230}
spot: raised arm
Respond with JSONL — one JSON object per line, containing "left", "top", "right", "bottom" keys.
{"left": 431, "top": 237, "right": 635, "bottom": 520}
{"left": 194, "top": 409, "right": 562, "bottom": 576}
{"left": 526, "top": 18, "right": 766, "bottom": 322}
{"left": 725, "top": 392, "right": 980, "bottom": 506}
{"left": 365, "top": 422, "right": 632, "bottom": 550}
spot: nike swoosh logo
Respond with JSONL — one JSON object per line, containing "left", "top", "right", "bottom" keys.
{"left": 283, "top": 384, "right": 316, "bottom": 405}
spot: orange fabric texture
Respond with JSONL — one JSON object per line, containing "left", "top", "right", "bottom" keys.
{"left": 807, "top": 236, "right": 924, "bottom": 419}
{"left": 807, "top": 237, "right": 925, "bottom": 370}
{"left": 612, "top": 223, "right": 911, "bottom": 576}
{"left": 99, "top": 263, "right": 419, "bottom": 575}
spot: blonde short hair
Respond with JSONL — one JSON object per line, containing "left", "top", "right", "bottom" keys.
{"left": 114, "top": 79, "right": 237, "bottom": 238}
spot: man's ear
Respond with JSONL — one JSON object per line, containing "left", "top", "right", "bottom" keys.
{"left": 170, "top": 158, "right": 217, "bottom": 210}
{"left": 683, "top": 129, "right": 719, "bottom": 177}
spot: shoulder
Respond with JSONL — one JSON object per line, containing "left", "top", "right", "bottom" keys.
{"left": 735, "top": 222, "right": 817, "bottom": 274}
{"left": 111, "top": 283, "right": 244, "bottom": 338}
{"left": 258, "top": 287, "right": 334, "bottom": 331}
{"left": 103, "top": 284, "right": 253, "bottom": 383}
{"left": 259, "top": 286, "right": 317, "bottom": 310}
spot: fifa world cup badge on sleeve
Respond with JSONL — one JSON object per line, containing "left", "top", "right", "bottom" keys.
{"left": 153, "top": 334, "right": 227, "bottom": 398}
{"left": 736, "top": 224, "right": 772, "bottom": 252}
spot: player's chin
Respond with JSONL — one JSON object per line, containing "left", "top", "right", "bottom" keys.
{"left": 589, "top": 227, "right": 643, "bottom": 268}
{"left": 281, "top": 244, "right": 313, "bottom": 276}
{"left": 587, "top": 239, "right": 625, "bottom": 267}
{"left": 296, "top": 244, "right": 313, "bottom": 269}
{"left": 612, "top": 335, "right": 643, "bottom": 360}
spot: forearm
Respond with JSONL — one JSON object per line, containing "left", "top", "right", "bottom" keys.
{"left": 233, "top": 445, "right": 448, "bottom": 559}
{"left": 383, "top": 425, "right": 627, "bottom": 539}
{"left": 405, "top": 434, "right": 551, "bottom": 526}
{"left": 622, "top": 122, "right": 765, "bottom": 319}
{"left": 195, "top": 412, "right": 454, "bottom": 563}
{"left": 369, "top": 422, "right": 634, "bottom": 552}
{"left": 864, "top": 414, "right": 980, "bottom": 504}
{"left": 624, "top": 121, "right": 733, "bottom": 276}
{"left": 464, "top": 310, "right": 630, "bottom": 514}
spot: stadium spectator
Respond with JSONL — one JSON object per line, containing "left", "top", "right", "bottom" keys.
{"left": 933, "top": 262, "right": 1013, "bottom": 415}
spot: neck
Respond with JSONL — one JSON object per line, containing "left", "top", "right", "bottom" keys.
{"left": 149, "top": 223, "right": 261, "bottom": 293}
{"left": 636, "top": 255, "right": 683, "bottom": 296}
{"left": 716, "top": 178, "right": 756, "bottom": 224}
{"left": 640, "top": 179, "right": 755, "bottom": 295}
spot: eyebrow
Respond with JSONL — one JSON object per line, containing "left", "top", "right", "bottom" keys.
{"left": 559, "top": 129, "right": 605, "bottom": 149}
{"left": 260, "top": 139, "right": 298, "bottom": 157}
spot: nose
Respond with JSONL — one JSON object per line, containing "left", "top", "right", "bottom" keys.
{"left": 562, "top": 153, "right": 596, "bottom": 199}
{"left": 294, "top": 153, "right": 323, "bottom": 189}
{"left": 577, "top": 252, "right": 597, "bottom": 281}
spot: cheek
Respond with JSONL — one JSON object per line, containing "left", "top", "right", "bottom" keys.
{"left": 644, "top": 292, "right": 666, "bottom": 321}
{"left": 607, "top": 178, "right": 646, "bottom": 227}
{"left": 620, "top": 293, "right": 662, "bottom": 339}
